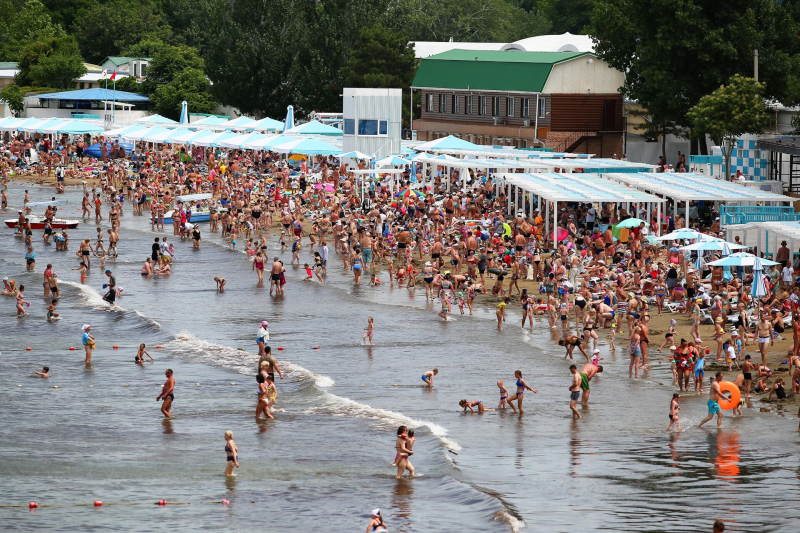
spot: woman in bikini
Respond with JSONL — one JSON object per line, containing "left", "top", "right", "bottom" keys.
{"left": 252, "top": 251, "right": 265, "bottom": 285}
{"left": 506, "top": 370, "right": 537, "bottom": 414}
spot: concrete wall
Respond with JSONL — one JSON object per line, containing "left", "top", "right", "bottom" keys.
{"left": 343, "top": 88, "right": 401, "bottom": 158}
{"left": 542, "top": 57, "right": 624, "bottom": 94}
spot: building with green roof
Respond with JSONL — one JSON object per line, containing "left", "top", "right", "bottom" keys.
{"left": 101, "top": 57, "right": 152, "bottom": 79}
{"left": 411, "top": 49, "right": 625, "bottom": 157}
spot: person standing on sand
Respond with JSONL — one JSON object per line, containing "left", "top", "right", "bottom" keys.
{"left": 569, "top": 365, "right": 582, "bottom": 420}
{"left": 755, "top": 315, "right": 773, "bottom": 367}
{"left": 698, "top": 372, "right": 725, "bottom": 429}
{"left": 157, "top": 369, "right": 175, "bottom": 418}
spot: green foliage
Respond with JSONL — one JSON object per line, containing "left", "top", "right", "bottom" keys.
{"left": 151, "top": 67, "right": 216, "bottom": 119}
{"left": 688, "top": 75, "right": 769, "bottom": 179}
{"left": 0, "top": 0, "right": 65, "bottom": 61}
{"left": 342, "top": 26, "right": 417, "bottom": 127}
{"left": 17, "top": 36, "right": 86, "bottom": 89}
{"left": 522, "top": 0, "right": 594, "bottom": 34}
{"left": 0, "top": 83, "right": 25, "bottom": 116}
{"left": 112, "top": 75, "right": 142, "bottom": 93}
{"left": 142, "top": 43, "right": 204, "bottom": 95}
{"left": 72, "top": 0, "right": 172, "bottom": 64}
{"left": 591, "top": 0, "right": 800, "bottom": 136}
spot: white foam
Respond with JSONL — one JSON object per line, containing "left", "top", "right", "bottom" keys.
{"left": 168, "top": 331, "right": 334, "bottom": 387}
{"left": 61, "top": 280, "right": 125, "bottom": 312}
{"left": 302, "top": 392, "right": 461, "bottom": 452}
{"left": 496, "top": 510, "right": 525, "bottom": 533}
{"left": 133, "top": 310, "right": 163, "bottom": 330}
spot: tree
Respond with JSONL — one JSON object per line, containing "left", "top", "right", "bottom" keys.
{"left": 17, "top": 36, "right": 86, "bottom": 89}
{"left": 142, "top": 43, "right": 204, "bottom": 95}
{"left": 72, "top": 0, "right": 172, "bottom": 64}
{"left": 112, "top": 75, "right": 142, "bottom": 93}
{"left": 0, "top": 0, "right": 65, "bottom": 61}
{"left": 533, "top": 0, "right": 594, "bottom": 34}
{"left": 0, "top": 83, "right": 25, "bottom": 116}
{"left": 687, "top": 75, "right": 769, "bottom": 180}
{"left": 342, "top": 26, "right": 417, "bottom": 127}
{"left": 591, "top": 0, "right": 800, "bottom": 153}
{"left": 151, "top": 67, "right": 217, "bottom": 119}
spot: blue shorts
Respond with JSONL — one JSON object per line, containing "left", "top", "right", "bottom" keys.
{"left": 422, "top": 375, "right": 428, "bottom": 382}
{"left": 694, "top": 368, "right": 704, "bottom": 377}
{"left": 362, "top": 249, "right": 372, "bottom": 263}
{"left": 707, "top": 399, "right": 721, "bottom": 415}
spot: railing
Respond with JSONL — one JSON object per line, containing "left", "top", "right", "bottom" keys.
{"left": 556, "top": 122, "right": 594, "bottom": 153}
{"left": 720, "top": 205, "right": 800, "bottom": 226}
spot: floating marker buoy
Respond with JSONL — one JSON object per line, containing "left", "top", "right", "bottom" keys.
{"left": 230, "top": 382, "right": 236, "bottom": 386}
{"left": 17, "top": 384, "right": 22, "bottom": 387}
{"left": 196, "top": 383, "right": 200, "bottom": 386}
{"left": 156, "top": 345, "right": 162, "bottom": 349}
{"left": 221, "top": 499, "right": 230, "bottom": 505}
{"left": 53, "top": 386, "right": 58, "bottom": 389}
{"left": 277, "top": 346, "right": 284, "bottom": 351}
{"left": 297, "top": 378, "right": 303, "bottom": 382}
{"left": 29, "top": 502, "right": 38, "bottom": 509}
{"left": 90, "top": 385, "right": 94, "bottom": 388}
{"left": 361, "top": 384, "right": 365, "bottom": 387}
{"left": 314, "top": 346, "right": 320, "bottom": 350}
{"left": 94, "top": 501, "right": 103, "bottom": 507}
{"left": 123, "top": 384, "right": 129, "bottom": 387}
{"left": 112, "top": 345, "right": 119, "bottom": 349}
{"left": 26, "top": 347, "right": 32, "bottom": 351}
{"left": 69, "top": 347, "right": 76, "bottom": 351}
{"left": 157, "top": 500, "right": 166, "bottom": 506}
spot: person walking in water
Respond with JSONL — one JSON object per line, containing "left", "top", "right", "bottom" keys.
{"left": 157, "top": 369, "right": 175, "bottom": 419}
{"left": 224, "top": 430, "right": 239, "bottom": 475}
{"left": 394, "top": 425, "right": 415, "bottom": 479}
{"left": 698, "top": 372, "right": 725, "bottom": 429}
{"left": 362, "top": 317, "right": 374, "bottom": 345}
{"left": 506, "top": 370, "right": 537, "bottom": 414}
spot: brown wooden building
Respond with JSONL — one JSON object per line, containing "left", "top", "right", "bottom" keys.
{"left": 411, "top": 50, "right": 625, "bottom": 156}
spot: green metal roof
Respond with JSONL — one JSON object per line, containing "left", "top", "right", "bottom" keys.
{"left": 104, "top": 56, "right": 152, "bottom": 66}
{"left": 0, "top": 62, "right": 18, "bottom": 69}
{"left": 412, "top": 50, "right": 589, "bottom": 93}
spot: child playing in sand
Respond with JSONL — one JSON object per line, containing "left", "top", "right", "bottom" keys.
{"left": 460, "top": 399, "right": 495, "bottom": 413}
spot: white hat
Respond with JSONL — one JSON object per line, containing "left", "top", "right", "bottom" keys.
{"left": 82, "top": 324, "right": 90, "bottom": 331}
{"left": 593, "top": 349, "right": 600, "bottom": 353}
{"left": 371, "top": 509, "right": 381, "bottom": 517}
{"left": 2, "top": 277, "right": 6, "bottom": 281}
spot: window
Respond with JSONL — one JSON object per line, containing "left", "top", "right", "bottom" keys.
{"left": 521, "top": 98, "right": 529, "bottom": 118}
{"left": 79, "top": 82, "right": 85, "bottom": 89}
{"left": 426, "top": 94, "right": 434, "bottom": 112}
{"left": 479, "top": 96, "right": 486, "bottom": 115}
{"left": 452, "top": 94, "right": 459, "bottom": 114}
{"left": 439, "top": 94, "right": 446, "bottom": 113}
{"left": 538, "top": 97, "right": 546, "bottom": 119}
{"left": 141, "top": 64, "right": 147, "bottom": 77}
{"left": 492, "top": 96, "right": 500, "bottom": 116}
{"left": 465, "top": 95, "right": 473, "bottom": 115}
{"left": 357, "top": 119, "right": 388, "bottom": 136}
{"left": 133, "top": 63, "right": 139, "bottom": 77}
{"left": 506, "top": 97, "right": 514, "bottom": 117}
{"left": 344, "top": 119, "right": 355, "bottom": 135}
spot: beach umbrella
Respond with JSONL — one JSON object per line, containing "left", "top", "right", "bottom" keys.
{"left": 218, "top": 132, "right": 269, "bottom": 149}
{"left": 708, "top": 252, "right": 779, "bottom": 267}
{"left": 323, "top": 184, "right": 335, "bottom": 192}
{"left": 1, "top": 117, "right": 39, "bottom": 131}
{"left": 375, "top": 155, "right": 411, "bottom": 167}
{"left": 123, "top": 126, "right": 168, "bottom": 142}
{"left": 136, "top": 114, "right": 177, "bottom": 124}
{"left": 55, "top": 120, "right": 105, "bottom": 134}
{"left": 286, "top": 120, "right": 343, "bottom": 136}
{"left": 244, "top": 134, "right": 290, "bottom": 151}
{"left": 414, "top": 135, "right": 482, "bottom": 152}
{"left": 143, "top": 128, "right": 185, "bottom": 144}
{"left": 340, "top": 151, "right": 372, "bottom": 160}
{"left": 680, "top": 240, "right": 746, "bottom": 252}
{"left": 169, "top": 129, "right": 212, "bottom": 144}
{"left": 19, "top": 118, "right": 50, "bottom": 133}
{"left": 271, "top": 137, "right": 340, "bottom": 156}
{"left": 395, "top": 189, "right": 425, "bottom": 198}
{"left": 751, "top": 257, "right": 768, "bottom": 299}
{"left": 655, "top": 229, "right": 703, "bottom": 241}
{"left": 224, "top": 116, "right": 257, "bottom": 130}
{"left": 615, "top": 217, "right": 646, "bottom": 229}
{"left": 179, "top": 101, "right": 188, "bottom": 124}
{"left": 249, "top": 117, "right": 284, "bottom": 132}
{"left": 283, "top": 105, "right": 294, "bottom": 133}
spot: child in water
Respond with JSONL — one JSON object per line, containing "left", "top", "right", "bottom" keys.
{"left": 456, "top": 292, "right": 466, "bottom": 315}
{"left": 224, "top": 430, "right": 239, "bottom": 475}
{"left": 46, "top": 299, "right": 59, "bottom": 320}
{"left": 303, "top": 263, "right": 313, "bottom": 281}
{"left": 362, "top": 317, "right": 374, "bottom": 345}
{"left": 460, "top": 399, "right": 495, "bottom": 413}
{"left": 135, "top": 343, "right": 154, "bottom": 364}
{"left": 666, "top": 393, "right": 680, "bottom": 432}
{"left": 497, "top": 380, "right": 516, "bottom": 412}
{"left": 438, "top": 292, "right": 451, "bottom": 320}
{"left": 33, "top": 366, "right": 49, "bottom": 378}
{"left": 214, "top": 276, "right": 226, "bottom": 291}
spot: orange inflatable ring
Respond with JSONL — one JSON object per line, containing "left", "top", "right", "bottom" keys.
{"left": 717, "top": 381, "right": 741, "bottom": 410}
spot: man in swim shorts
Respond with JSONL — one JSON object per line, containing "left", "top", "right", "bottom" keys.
{"left": 578, "top": 363, "right": 603, "bottom": 404}
{"left": 755, "top": 315, "right": 773, "bottom": 367}
{"left": 569, "top": 365, "right": 582, "bottom": 419}
{"left": 157, "top": 368, "right": 175, "bottom": 419}
{"left": 421, "top": 368, "right": 438, "bottom": 387}
{"left": 698, "top": 372, "right": 724, "bottom": 428}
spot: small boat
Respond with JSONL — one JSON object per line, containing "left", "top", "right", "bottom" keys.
{"left": 5, "top": 215, "right": 79, "bottom": 229}
{"left": 163, "top": 193, "right": 224, "bottom": 224}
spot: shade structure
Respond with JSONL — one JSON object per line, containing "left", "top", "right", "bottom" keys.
{"left": 191, "top": 131, "right": 239, "bottom": 147}
{"left": 680, "top": 240, "right": 746, "bottom": 252}
{"left": 104, "top": 124, "right": 146, "bottom": 138}
{"left": 395, "top": 189, "right": 425, "bottom": 198}
{"left": 168, "top": 129, "right": 211, "bottom": 144}
{"left": 751, "top": 258, "right": 769, "bottom": 299}
{"left": 244, "top": 134, "right": 293, "bottom": 150}
{"left": 55, "top": 120, "right": 105, "bottom": 134}
{"left": 217, "top": 132, "right": 270, "bottom": 149}
{"left": 143, "top": 128, "right": 184, "bottom": 144}
{"left": 191, "top": 116, "right": 229, "bottom": 127}
{"left": 123, "top": 126, "right": 170, "bottom": 142}
{"left": 286, "top": 120, "right": 343, "bottom": 136}
{"left": 339, "top": 151, "right": 372, "bottom": 160}
{"left": 19, "top": 118, "right": 50, "bottom": 133}
{"left": 708, "top": 252, "right": 779, "bottom": 267}
{"left": 375, "top": 155, "right": 410, "bottom": 167}
{"left": 0, "top": 117, "right": 36, "bottom": 131}
{"left": 33, "top": 118, "right": 68, "bottom": 133}
{"left": 283, "top": 105, "right": 294, "bottom": 133}
{"left": 414, "top": 135, "right": 482, "bottom": 152}
{"left": 655, "top": 229, "right": 703, "bottom": 241}
{"left": 136, "top": 114, "right": 177, "bottom": 124}
{"left": 179, "top": 101, "right": 188, "bottom": 124}
{"left": 224, "top": 116, "right": 257, "bottom": 130}
{"left": 249, "top": 117, "right": 284, "bottom": 131}
{"left": 35, "top": 88, "right": 150, "bottom": 102}
{"left": 271, "top": 137, "right": 341, "bottom": 155}
{"left": 0, "top": 117, "right": 17, "bottom": 128}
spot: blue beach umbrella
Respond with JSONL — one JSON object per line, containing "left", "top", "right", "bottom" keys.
{"left": 751, "top": 257, "right": 768, "bottom": 299}
{"left": 283, "top": 105, "right": 294, "bottom": 133}
{"left": 179, "top": 101, "right": 188, "bottom": 124}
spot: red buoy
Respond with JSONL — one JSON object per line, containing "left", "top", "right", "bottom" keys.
{"left": 26, "top": 347, "right": 32, "bottom": 351}
{"left": 69, "top": 347, "right": 76, "bottom": 351}
{"left": 155, "top": 345, "right": 163, "bottom": 349}
{"left": 94, "top": 501, "right": 103, "bottom": 507}
{"left": 277, "top": 346, "right": 284, "bottom": 351}
{"left": 314, "top": 346, "right": 320, "bottom": 350}
{"left": 29, "top": 502, "right": 38, "bottom": 509}
{"left": 158, "top": 500, "right": 167, "bottom": 506}
{"left": 112, "top": 345, "right": 119, "bottom": 349}
{"left": 221, "top": 499, "right": 230, "bottom": 505}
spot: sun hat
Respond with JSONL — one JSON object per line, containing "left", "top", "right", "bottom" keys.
{"left": 371, "top": 509, "right": 381, "bottom": 517}
{"left": 82, "top": 324, "right": 90, "bottom": 331}
{"left": 261, "top": 321, "right": 268, "bottom": 326}
{"left": 593, "top": 349, "right": 600, "bottom": 353}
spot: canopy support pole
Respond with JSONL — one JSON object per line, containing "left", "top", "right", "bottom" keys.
{"left": 656, "top": 201, "right": 662, "bottom": 236}
{"left": 685, "top": 201, "right": 690, "bottom": 230}
{"left": 545, "top": 199, "right": 550, "bottom": 243}
{"left": 553, "top": 200, "right": 558, "bottom": 251}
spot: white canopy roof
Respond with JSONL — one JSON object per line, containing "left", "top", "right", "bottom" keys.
{"left": 603, "top": 172, "right": 794, "bottom": 203}
{"left": 496, "top": 173, "right": 664, "bottom": 203}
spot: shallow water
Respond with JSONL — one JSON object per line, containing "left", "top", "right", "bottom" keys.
{"left": 1, "top": 183, "right": 799, "bottom": 532}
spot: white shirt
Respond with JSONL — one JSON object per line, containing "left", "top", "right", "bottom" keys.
{"left": 783, "top": 266, "right": 793, "bottom": 281}
{"left": 257, "top": 327, "right": 269, "bottom": 340}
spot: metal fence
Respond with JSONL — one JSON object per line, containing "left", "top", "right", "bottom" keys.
{"left": 719, "top": 205, "right": 800, "bottom": 226}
